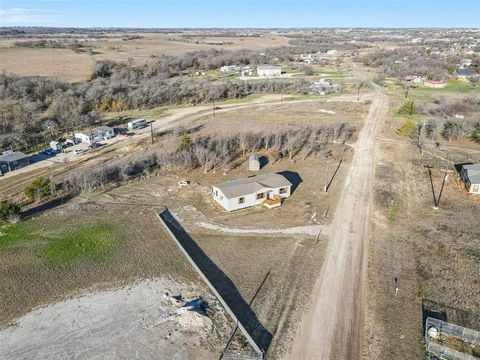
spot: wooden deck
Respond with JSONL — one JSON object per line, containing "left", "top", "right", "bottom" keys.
{"left": 262, "top": 196, "right": 281, "bottom": 209}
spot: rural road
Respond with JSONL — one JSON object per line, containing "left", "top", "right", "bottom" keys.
{"left": 290, "top": 89, "right": 385, "bottom": 360}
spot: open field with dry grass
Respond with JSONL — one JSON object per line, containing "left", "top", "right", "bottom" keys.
{"left": 0, "top": 47, "right": 94, "bottom": 83}
{"left": 0, "top": 32, "right": 290, "bottom": 82}
{"left": 363, "top": 91, "right": 480, "bottom": 359}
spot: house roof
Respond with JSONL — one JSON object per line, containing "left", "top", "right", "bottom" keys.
{"left": 456, "top": 68, "right": 476, "bottom": 77}
{"left": 249, "top": 153, "right": 259, "bottom": 162}
{"left": 463, "top": 164, "right": 480, "bottom": 183}
{"left": 0, "top": 151, "right": 29, "bottom": 163}
{"left": 214, "top": 173, "right": 292, "bottom": 199}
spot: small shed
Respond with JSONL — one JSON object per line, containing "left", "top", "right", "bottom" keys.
{"left": 249, "top": 153, "right": 260, "bottom": 171}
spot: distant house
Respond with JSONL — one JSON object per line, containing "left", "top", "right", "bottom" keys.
{"left": 311, "top": 80, "right": 340, "bottom": 95}
{"left": 212, "top": 173, "right": 292, "bottom": 211}
{"left": 0, "top": 152, "right": 30, "bottom": 174}
{"left": 459, "top": 58, "right": 473, "bottom": 68}
{"left": 404, "top": 75, "right": 424, "bottom": 83}
{"left": 248, "top": 153, "right": 260, "bottom": 171}
{"left": 220, "top": 65, "right": 239, "bottom": 73}
{"left": 74, "top": 126, "right": 114, "bottom": 144}
{"left": 257, "top": 65, "right": 282, "bottom": 77}
{"left": 456, "top": 68, "right": 476, "bottom": 79}
{"left": 460, "top": 164, "right": 480, "bottom": 195}
{"left": 423, "top": 80, "right": 447, "bottom": 88}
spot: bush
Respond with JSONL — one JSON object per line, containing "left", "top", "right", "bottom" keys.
{"left": 0, "top": 200, "right": 20, "bottom": 224}
{"left": 397, "top": 100, "right": 417, "bottom": 116}
{"left": 24, "top": 176, "right": 52, "bottom": 201}
{"left": 178, "top": 133, "right": 193, "bottom": 151}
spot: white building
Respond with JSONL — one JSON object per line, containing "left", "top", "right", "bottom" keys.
{"left": 257, "top": 65, "right": 282, "bottom": 77}
{"left": 311, "top": 80, "right": 340, "bottom": 95}
{"left": 220, "top": 65, "right": 239, "bottom": 72}
{"left": 74, "top": 126, "right": 114, "bottom": 144}
{"left": 248, "top": 153, "right": 260, "bottom": 171}
{"left": 212, "top": 173, "right": 292, "bottom": 212}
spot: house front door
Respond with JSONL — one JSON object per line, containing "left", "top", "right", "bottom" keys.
{"left": 266, "top": 191, "right": 273, "bottom": 200}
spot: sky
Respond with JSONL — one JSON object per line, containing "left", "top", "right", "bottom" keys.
{"left": 0, "top": 0, "right": 479, "bottom": 28}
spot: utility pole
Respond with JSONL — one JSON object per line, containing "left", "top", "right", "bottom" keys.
{"left": 150, "top": 122, "right": 154, "bottom": 144}
{"left": 405, "top": 85, "right": 410, "bottom": 99}
{"left": 324, "top": 160, "right": 329, "bottom": 192}
{"left": 409, "top": 99, "right": 415, "bottom": 116}
{"left": 437, "top": 169, "right": 452, "bottom": 207}
{"left": 212, "top": 99, "right": 216, "bottom": 118}
{"left": 425, "top": 165, "right": 438, "bottom": 208}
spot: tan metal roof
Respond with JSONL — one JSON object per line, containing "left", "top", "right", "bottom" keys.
{"left": 213, "top": 173, "right": 292, "bottom": 199}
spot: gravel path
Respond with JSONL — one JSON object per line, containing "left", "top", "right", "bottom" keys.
{"left": 195, "top": 221, "right": 327, "bottom": 236}
{"left": 290, "top": 88, "right": 385, "bottom": 359}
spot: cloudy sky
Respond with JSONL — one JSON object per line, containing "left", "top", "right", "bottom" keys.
{"left": 1, "top": 0, "right": 479, "bottom": 28}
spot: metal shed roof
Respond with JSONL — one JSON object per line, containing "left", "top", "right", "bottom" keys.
{"left": 0, "top": 152, "right": 29, "bottom": 163}
{"left": 213, "top": 173, "right": 292, "bottom": 199}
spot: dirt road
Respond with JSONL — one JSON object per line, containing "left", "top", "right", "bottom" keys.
{"left": 290, "top": 90, "right": 385, "bottom": 360}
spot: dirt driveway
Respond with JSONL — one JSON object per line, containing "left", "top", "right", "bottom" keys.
{"left": 290, "top": 90, "right": 386, "bottom": 359}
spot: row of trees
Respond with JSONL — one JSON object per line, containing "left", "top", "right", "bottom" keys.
{"left": 65, "top": 123, "right": 354, "bottom": 195}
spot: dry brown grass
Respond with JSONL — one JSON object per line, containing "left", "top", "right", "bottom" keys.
{"left": 0, "top": 47, "right": 93, "bottom": 83}
{"left": 0, "top": 32, "right": 290, "bottom": 83}
{"left": 364, "top": 96, "right": 480, "bottom": 360}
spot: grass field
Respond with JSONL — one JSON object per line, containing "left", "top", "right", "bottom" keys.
{"left": 0, "top": 32, "right": 290, "bottom": 83}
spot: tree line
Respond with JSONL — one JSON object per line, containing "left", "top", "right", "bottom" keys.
{"left": 64, "top": 123, "right": 354, "bottom": 195}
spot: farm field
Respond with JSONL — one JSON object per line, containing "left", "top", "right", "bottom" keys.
{"left": 0, "top": 32, "right": 290, "bottom": 82}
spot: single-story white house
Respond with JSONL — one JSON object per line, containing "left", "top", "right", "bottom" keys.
{"left": 74, "top": 126, "right": 114, "bottom": 144}
{"left": 460, "top": 164, "right": 480, "bottom": 195}
{"left": 212, "top": 173, "right": 292, "bottom": 212}
{"left": 256, "top": 65, "right": 281, "bottom": 77}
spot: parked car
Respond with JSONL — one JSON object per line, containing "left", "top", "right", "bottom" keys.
{"left": 73, "top": 148, "right": 87, "bottom": 155}
{"left": 41, "top": 149, "right": 56, "bottom": 156}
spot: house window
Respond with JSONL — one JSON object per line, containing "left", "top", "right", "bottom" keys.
{"left": 238, "top": 197, "right": 245, "bottom": 204}
{"left": 256, "top": 192, "right": 264, "bottom": 200}
{"left": 279, "top": 187, "right": 287, "bottom": 194}
{"left": 473, "top": 185, "right": 479, "bottom": 193}
{"left": 215, "top": 190, "right": 218, "bottom": 197}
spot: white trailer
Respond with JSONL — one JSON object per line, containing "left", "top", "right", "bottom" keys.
{"left": 127, "top": 118, "right": 147, "bottom": 129}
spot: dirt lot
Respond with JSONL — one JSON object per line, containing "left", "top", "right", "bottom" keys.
{"left": 0, "top": 32, "right": 290, "bottom": 83}
{"left": 363, "top": 91, "right": 480, "bottom": 359}
{"left": 0, "top": 278, "right": 228, "bottom": 359}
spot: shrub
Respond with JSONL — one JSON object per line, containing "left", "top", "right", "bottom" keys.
{"left": 397, "top": 100, "right": 417, "bottom": 116}
{"left": 24, "top": 176, "right": 52, "bottom": 201}
{"left": 0, "top": 200, "right": 20, "bottom": 224}
{"left": 178, "top": 133, "right": 193, "bottom": 151}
